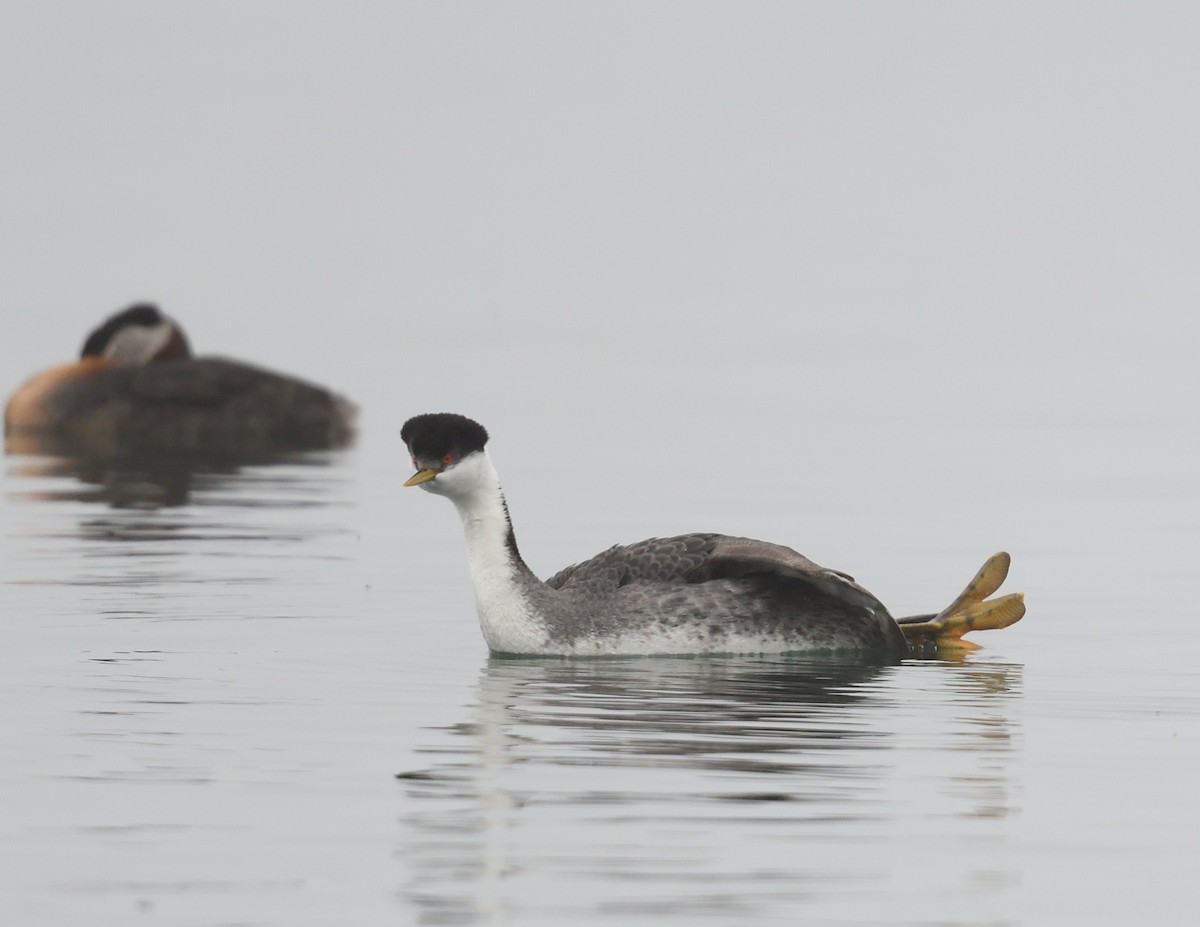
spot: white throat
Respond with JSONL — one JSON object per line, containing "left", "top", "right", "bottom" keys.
{"left": 424, "top": 451, "right": 548, "bottom": 652}
{"left": 104, "top": 317, "right": 177, "bottom": 365}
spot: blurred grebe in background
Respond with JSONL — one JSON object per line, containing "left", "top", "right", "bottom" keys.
{"left": 5, "top": 303, "right": 355, "bottom": 458}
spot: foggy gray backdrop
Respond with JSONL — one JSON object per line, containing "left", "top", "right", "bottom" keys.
{"left": 4, "top": 5, "right": 1195, "bottom": 600}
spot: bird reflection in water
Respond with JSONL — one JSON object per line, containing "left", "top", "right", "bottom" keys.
{"left": 396, "top": 656, "right": 1022, "bottom": 924}
{"left": 5, "top": 435, "right": 341, "bottom": 510}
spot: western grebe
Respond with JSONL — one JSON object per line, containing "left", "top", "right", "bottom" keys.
{"left": 400, "top": 412, "right": 1024, "bottom": 657}
{"left": 5, "top": 303, "right": 355, "bottom": 456}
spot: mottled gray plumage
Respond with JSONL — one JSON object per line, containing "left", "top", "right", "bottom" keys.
{"left": 540, "top": 533, "right": 907, "bottom": 654}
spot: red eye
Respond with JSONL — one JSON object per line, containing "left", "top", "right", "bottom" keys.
{"left": 442, "top": 454, "right": 454, "bottom": 465}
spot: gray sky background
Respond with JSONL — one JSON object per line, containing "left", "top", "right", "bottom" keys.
{"left": 2, "top": 3, "right": 1197, "bottom": 596}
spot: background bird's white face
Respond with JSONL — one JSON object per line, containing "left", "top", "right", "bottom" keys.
{"left": 103, "top": 316, "right": 178, "bottom": 365}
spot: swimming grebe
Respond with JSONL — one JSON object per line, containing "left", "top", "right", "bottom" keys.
{"left": 5, "top": 303, "right": 355, "bottom": 456}
{"left": 400, "top": 413, "right": 1025, "bottom": 657}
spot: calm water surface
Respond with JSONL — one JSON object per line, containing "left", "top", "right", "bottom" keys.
{"left": 3, "top": 403, "right": 1197, "bottom": 927}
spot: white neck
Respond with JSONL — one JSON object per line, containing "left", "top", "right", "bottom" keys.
{"left": 427, "top": 451, "right": 549, "bottom": 653}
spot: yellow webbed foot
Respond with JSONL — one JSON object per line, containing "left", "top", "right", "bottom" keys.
{"left": 900, "top": 553, "right": 1025, "bottom": 652}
